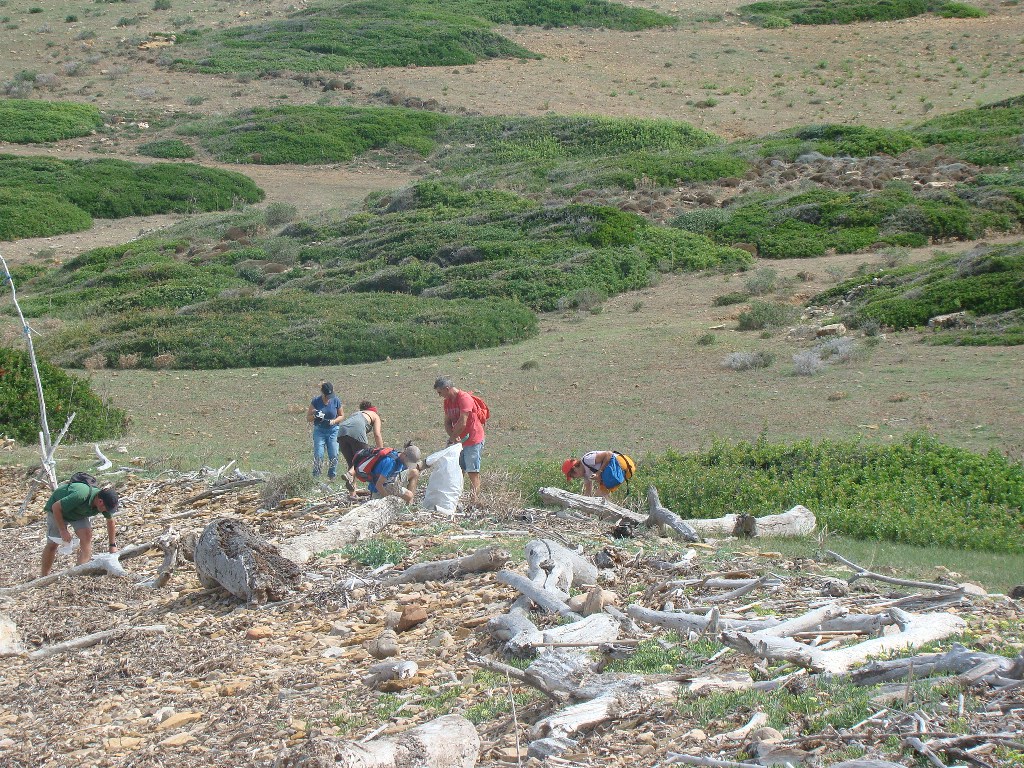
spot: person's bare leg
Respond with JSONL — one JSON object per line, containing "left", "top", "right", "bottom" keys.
{"left": 76, "top": 527, "right": 93, "bottom": 566}
{"left": 40, "top": 540, "right": 58, "bottom": 576}
{"left": 467, "top": 471, "right": 480, "bottom": 503}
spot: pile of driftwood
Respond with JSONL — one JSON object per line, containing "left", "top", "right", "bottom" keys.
{"left": 2, "top": 470, "right": 1021, "bottom": 768}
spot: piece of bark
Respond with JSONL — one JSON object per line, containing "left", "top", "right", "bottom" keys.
{"left": 723, "top": 610, "right": 967, "bottom": 674}
{"left": 626, "top": 604, "right": 779, "bottom": 634}
{"left": 194, "top": 518, "right": 301, "bottom": 603}
{"left": 537, "top": 487, "right": 646, "bottom": 524}
{"left": 29, "top": 625, "right": 167, "bottom": 660}
{"left": 382, "top": 546, "right": 509, "bottom": 585}
{"left": 496, "top": 570, "right": 582, "bottom": 620}
{"left": 0, "top": 612, "right": 25, "bottom": 657}
{"left": 279, "top": 496, "right": 404, "bottom": 565}
{"left": 525, "top": 539, "right": 598, "bottom": 592}
{"left": 581, "top": 586, "right": 618, "bottom": 616}
{"left": 852, "top": 644, "right": 1024, "bottom": 686}
{"left": 362, "top": 660, "right": 419, "bottom": 688}
{"left": 645, "top": 486, "right": 701, "bottom": 542}
{"left": 274, "top": 714, "right": 479, "bottom": 768}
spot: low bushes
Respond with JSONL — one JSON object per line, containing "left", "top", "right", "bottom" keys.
{"left": 138, "top": 139, "right": 195, "bottom": 159}
{"left": 739, "top": 0, "right": 984, "bottom": 26}
{"left": 180, "top": 106, "right": 456, "bottom": 164}
{"left": 0, "top": 155, "right": 263, "bottom": 240}
{"left": 172, "top": 0, "right": 673, "bottom": 74}
{"left": 811, "top": 242, "right": 1024, "bottom": 341}
{"left": 0, "top": 346, "right": 128, "bottom": 443}
{"left": 0, "top": 99, "right": 103, "bottom": 143}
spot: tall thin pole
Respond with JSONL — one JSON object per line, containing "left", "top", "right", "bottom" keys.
{"left": 1, "top": 253, "right": 56, "bottom": 488}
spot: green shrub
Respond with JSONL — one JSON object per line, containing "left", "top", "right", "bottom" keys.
{"left": 171, "top": 0, "right": 674, "bottom": 74}
{"left": 811, "top": 242, "right": 1024, "bottom": 339}
{"left": 520, "top": 434, "right": 1024, "bottom": 551}
{"left": 937, "top": 1, "right": 985, "bottom": 16}
{"left": 0, "top": 155, "right": 263, "bottom": 239}
{"left": 0, "top": 346, "right": 128, "bottom": 443}
{"left": 739, "top": 0, "right": 945, "bottom": 25}
{"left": 0, "top": 99, "right": 103, "bottom": 143}
{"left": 737, "top": 300, "right": 799, "bottom": 330}
{"left": 713, "top": 291, "right": 749, "bottom": 306}
{"left": 138, "top": 139, "right": 195, "bottom": 159}
{"left": 264, "top": 202, "right": 299, "bottom": 226}
{"left": 337, "top": 538, "right": 409, "bottom": 566}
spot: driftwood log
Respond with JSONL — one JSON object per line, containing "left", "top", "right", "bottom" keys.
{"left": 525, "top": 539, "right": 598, "bottom": 592}
{"left": 274, "top": 714, "right": 480, "bottom": 768}
{"left": 645, "top": 486, "right": 700, "bottom": 542}
{"left": 362, "top": 659, "right": 419, "bottom": 688}
{"left": 0, "top": 541, "right": 157, "bottom": 596}
{"left": 280, "top": 496, "right": 404, "bottom": 565}
{"left": 627, "top": 604, "right": 780, "bottom": 634}
{"left": 537, "top": 488, "right": 646, "bottom": 524}
{"left": 496, "top": 570, "right": 582, "bottom": 620}
{"left": 851, "top": 643, "right": 1024, "bottom": 686}
{"left": 194, "top": 518, "right": 301, "bottom": 603}
{"left": 28, "top": 624, "right": 167, "bottom": 660}
{"left": 686, "top": 505, "right": 816, "bottom": 538}
{"left": 722, "top": 607, "right": 966, "bottom": 674}
{"left": 382, "top": 546, "right": 509, "bottom": 585}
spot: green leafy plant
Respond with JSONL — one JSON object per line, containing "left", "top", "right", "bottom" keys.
{"left": 0, "top": 99, "right": 103, "bottom": 143}
{"left": 137, "top": 139, "right": 195, "bottom": 159}
{"left": 339, "top": 537, "right": 409, "bottom": 566}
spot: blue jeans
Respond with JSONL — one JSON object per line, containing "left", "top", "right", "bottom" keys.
{"left": 312, "top": 424, "right": 340, "bottom": 478}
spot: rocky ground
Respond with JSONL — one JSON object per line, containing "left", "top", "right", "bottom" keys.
{"left": 0, "top": 464, "right": 1021, "bottom": 768}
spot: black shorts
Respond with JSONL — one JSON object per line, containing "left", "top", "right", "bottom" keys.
{"left": 338, "top": 435, "right": 370, "bottom": 468}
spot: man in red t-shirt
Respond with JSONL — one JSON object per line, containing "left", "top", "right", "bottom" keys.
{"left": 434, "top": 376, "right": 485, "bottom": 505}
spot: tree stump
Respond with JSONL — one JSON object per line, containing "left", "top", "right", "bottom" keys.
{"left": 194, "top": 518, "right": 301, "bottom": 603}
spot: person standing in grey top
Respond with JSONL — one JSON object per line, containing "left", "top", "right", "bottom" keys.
{"left": 338, "top": 400, "right": 385, "bottom": 491}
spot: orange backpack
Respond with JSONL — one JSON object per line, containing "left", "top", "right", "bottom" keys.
{"left": 469, "top": 392, "right": 490, "bottom": 424}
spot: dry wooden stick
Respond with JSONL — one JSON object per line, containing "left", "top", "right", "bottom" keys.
{"left": 665, "top": 753, "right": 764, "bottom": 768}
{"left": 0, "top": 542, "right": 155, "bottom": 595}
{"left": 827, "top": 550, "right": 961, "bottom": 592}
{"left": 28, "top": 624, "right": 167, "bottom": 659}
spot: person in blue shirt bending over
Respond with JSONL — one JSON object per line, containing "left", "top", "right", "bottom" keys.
{"left": 306, "top": 381, "right": 344, "bottom": 480}
{"left": 361, "top": 443, "right": 422, "bottom": 504}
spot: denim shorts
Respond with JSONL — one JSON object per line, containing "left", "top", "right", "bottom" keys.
{"left": 460, "top": 441, "right": 484, "bottom": 473}
{"left": 46, "top": 512, "right": 92, "bottom": 540}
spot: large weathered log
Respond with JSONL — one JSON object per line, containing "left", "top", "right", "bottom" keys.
{"left": 626, "top": 604, "right": 779, "bottom": 634}
{"left": 687, "top": 514, "right": 742, "bottom": 537}
{"left": 531, "top": 678, "right": 680, "bottom": 740}
{"left": 645, "top": 486, "right": 701, "bottom": 542}
{"left": 279, "top": 496, "right": 404, "bottom": 565}
{"left": 722, "top": 610, "right": 967, "bottom": 674}
{"left": 194, "top": 518, "right": 301, "bottom": 603}
{"left": 0, "top": 612, "right": 24, "bottom": 657}
{"left": 538, "top": 613, "right": 621, "bottom": 649}
{"left": 757, "top": 602, "right": 847, "bottom": 638}
{"left": 525, "top": 539, "right": 597, "bottom": 592}
{"left": 851, "top": 644, "right": 1024, "bottom": 686}
{"left": 684, "top": 505, "right": 816, "bottom": 538}
{"left": 382, "top": 545, "right": 509, "bottom": 585}
{"left": 496, "top": 570, "right": 582, "bottom": 620}
{"left": 274, "top": 714, "right": 480, "bottom": 768}
{"left": 537, "top": 488, "right": 646, "bottom": 524}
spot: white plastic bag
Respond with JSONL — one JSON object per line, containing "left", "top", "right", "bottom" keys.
{"left": 49, "top": 535, "right": 79, "bottom": 556}
{"left": 421, "top": 443, "right": 464, "bottom": 513}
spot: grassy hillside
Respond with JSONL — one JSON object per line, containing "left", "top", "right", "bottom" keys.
{"left": 171, "top": 0, "right": 674, "bottom": 74}
{"left": 10, "top": 184, "right": 747, "bottom": 368}
{"left": 0, "top": 155, "right": 264, "bottom": 240}
{"left": 811, "top": 241, "right": 1024, "bottom": 343}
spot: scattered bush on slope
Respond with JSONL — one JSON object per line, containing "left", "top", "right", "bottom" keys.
{"left": 0, "top": 100, "right": 103, "bottom": 143}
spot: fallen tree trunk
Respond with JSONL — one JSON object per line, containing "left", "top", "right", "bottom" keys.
{"left": 828, "top": 550, "right": 962, "bottom": 593}
{"left": 382, "top": 546, "right": 509, "bottom": 585}
{"left": 685, "top": 505, "right": 816, "bottom": 538}
{"left": 279, "top": 496, "right": 404, "bottom": 565}
{"left": 645, "top": 486, "right": 700, "bottom": 542}
{"left": 537, "top": 488, "right": 646, "bottom": 524}
{"left": 627, "top": 604, "right": 780, "bottom": 634}
{"left": 851, "top": 644, "right": 1024, "bottom": 686}
{"left": 274, "top": 714, "right": 480, "bottom": 768}
{"left": 194, "top": 518, "right": 301, "bottom": 603}
{"left": 722, "top": 610, "right": 966, "bottom": 674}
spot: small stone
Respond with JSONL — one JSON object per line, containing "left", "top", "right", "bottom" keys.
{"left": 155, "top": 712, "right": 202, "bottom": 731}
{"left": 158, "top": 732, "right": 195, "bottom": 747}
{"left": 104, "top": 737, "right": 144, "bottom": 751}
{"left": 396, "top": 605, "right": 428, "bottom": 632}
{"left": 245, "top": 626, "right": 273, "bottom": 640}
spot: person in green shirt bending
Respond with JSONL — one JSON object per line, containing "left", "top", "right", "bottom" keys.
{"left": 40, "top": 478, "right": 120, "bottom": 576}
